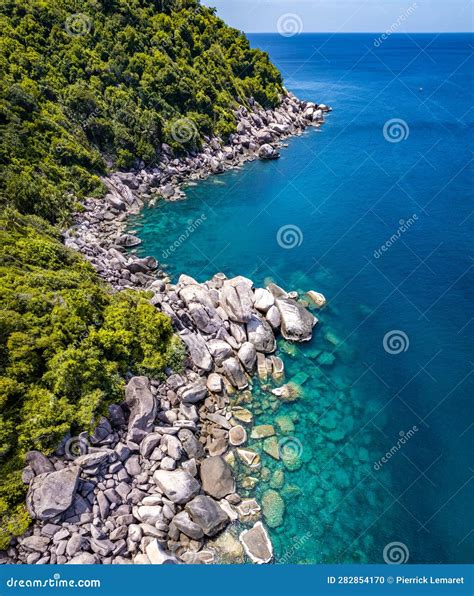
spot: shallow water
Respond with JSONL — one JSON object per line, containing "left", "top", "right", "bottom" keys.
{"left": 128, "top": 34, "right": 474, "bottom": 563}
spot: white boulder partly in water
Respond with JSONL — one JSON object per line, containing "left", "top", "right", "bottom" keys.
{"left": 239, "top": 521, "right": 273, "bottom": 564}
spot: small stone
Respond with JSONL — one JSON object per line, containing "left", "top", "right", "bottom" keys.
{"left": 236, "top": 449, "right": 260, "bottom": 467}
{"left": 229, "top": 425, "right": 247, "bottom": 446}
{"left": 231, "top": 407, "right": 253, "bottom": 424}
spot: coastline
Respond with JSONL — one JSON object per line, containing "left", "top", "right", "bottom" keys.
{"left": 5, "top": 93, "right": 331, "bottom": 565}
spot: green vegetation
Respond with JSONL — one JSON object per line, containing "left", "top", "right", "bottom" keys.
{"left": 0, "top": 0, "right": 284, "bottom": 548}
{"left": 0, "top": 0, "right": 283, "bottom": 223}
{"left": 0, "top": 210, "right": 184, "bottom": 547}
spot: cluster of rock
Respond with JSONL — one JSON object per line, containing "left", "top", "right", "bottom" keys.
{"left": 63, "top": 92, "right": 330, "bottom": 291}
{"left": 4, "top": 93, "right": 330, "bottom": 565}
{"left": 6, "top": 271, "right": 324, "bottom": 565}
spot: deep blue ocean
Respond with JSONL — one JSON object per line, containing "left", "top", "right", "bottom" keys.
{"left": 129, "top": 34, "right": 474, "bottom": 563}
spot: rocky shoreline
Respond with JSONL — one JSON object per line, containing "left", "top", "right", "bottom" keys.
{"left": 3, "top": 93, "right": 330, "bottom": 565}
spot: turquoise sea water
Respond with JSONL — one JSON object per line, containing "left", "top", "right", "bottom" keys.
{"left": 128, "top": 34, "right": 474, "bottom": 563}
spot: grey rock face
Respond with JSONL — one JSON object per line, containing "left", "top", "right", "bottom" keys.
{"left": 153, "top": 469, "right": 201, "bottom": 504}
{"left": 200, "top": 456, "right": 235, "bottom": 499}
{"left": 125, "top": 376, "right": 156, "bottom": 441}
{"left": 185, "top": 495, "right": 229, "bottom": 537}
{"left": 27, "top": 467, "right": 80, "bottom": 520}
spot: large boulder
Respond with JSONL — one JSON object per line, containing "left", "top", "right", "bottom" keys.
{"left": 187, "top": 302, "right": 223, "bottom": 335}
{"left": 258, "top": 144, "right": 280, "bottom": 160}
{"left": 185, "top": 495, "right": 229, "bottom": 536}
{"left": 179, "top": 284, "right": 223, "bottom": 334}
{"left": 275, "top": 298, "right": 317, "bottom": 342}
{"left": 177, "top": 380, "right": 208, "bottom": 404}
{"left": 178, "top": 428, "right": 206, "bottom": 460}
{"left": 27, "top": 467, "right": 80, "bottom": 520}
{"left": 254, "top": 288, "right": 274, "bottom": 313}
{"left": 172, "top": 511, "right": 204, "bottom": 540}
{"left": 246, "top": 315, "right": 276, "bottom": 353}
{"left": 125, "top": 376, "right": 156, "bottom": 441}
{"left": 180, "top": 332, "right": 213, "bottom": 371}
{"left": 237, "top": 342, "right": 257, "bottom": 372}
{"left": 222, "top": 357, "right": 248, "bottom": 390}
{"left": 239, "top": 521, "right": 273, "bottom": 564}
{"left": 146, "top": 539, "right": 179, "bottom": 564}
{"left": 153, "top": 469, "right": 201, "bottom": 504}
{"left": 220, "top": 279, "right": 253, "bottom": 323}
{"left": 207, "top": 339, "right": 234, "bottom": 365}
{"left": 25, "top": 451, "right": 54, "bottom": 476}
{"left": 200, "top": 456, "right": 235, "bottom": 499}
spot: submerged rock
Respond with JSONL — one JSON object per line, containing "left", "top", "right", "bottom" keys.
{"left": 250, "top": 425, "right": 275, "bottom": 439}
{"left": 271, "top": 382, "right": 301, "bottom": 402}
{"left": 262, "top": 490, "right": 285, "bottom": 528}
{"left": 239, "top": 521, "right": 273, "bottom": 564}
{"left": 306, "top": 290, "right": 327, "bottom": 308}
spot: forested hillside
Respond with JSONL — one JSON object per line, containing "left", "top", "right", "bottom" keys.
{"left": 0, "top": 0, "right": 284, "bottom": 547}
{"left": 0, "top": 0, "right": 282, "bottom": 223}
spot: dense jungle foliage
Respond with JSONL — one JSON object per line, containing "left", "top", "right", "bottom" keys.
{"left": 0, "top": 0, "right": 283, "bottom": 223}
{"left": 0, "top": 0, "right": 284, "bottom": 547}
{"left": 0, "top": 210, "right": 184, "bottom": 547}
